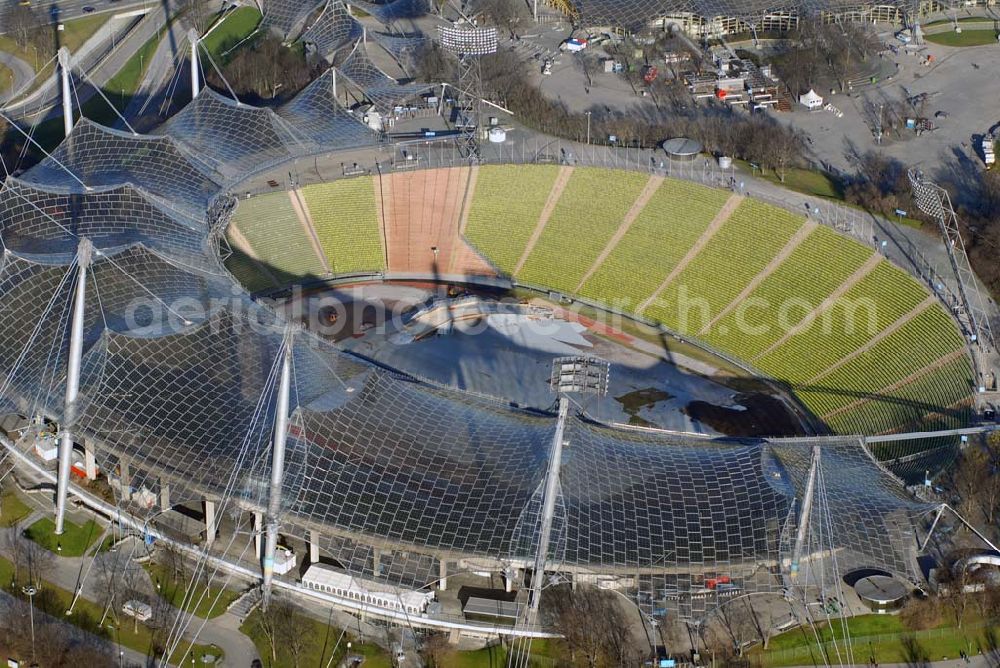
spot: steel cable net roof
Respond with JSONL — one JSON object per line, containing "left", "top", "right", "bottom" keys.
{"left": 0, "top": 67, "right": 946, "bottom": 620}
{"left": 336, "top": 41, "right": 433, "bottom": 113}
{"left": 276, "top": 70, "right": 377, "bottom": 150}
{"left": 559, "top": 422, "right": 789, "bottom": 569}
{"left": 19, "top": 120, "right": 221, "bottom": 220}
{"left": 160, "top": 90, "right": 308, "bottom": 182}
{"left": 302, "top": 0, "right": 364, "bottom": 59}
{"left": 75, "top": 311, "right": 371, "bottom": 508}
{"left": 769, "top": 437, "right": 931, "bottom": 585}
{"left": 0, "top": 243, "right": 232, "bottom": 420}
{"left": 344, "top": 0, "right": 430, "bottom": 23}
{"left": 292, "top": 371, "right": 553, "bottom": 556}
{"left": 262, "top": 0, "right": 325, "bottom": 37}
{"left": 371, "top": 32, "right": 429, "bottom": 65}
{"left": 568, "top": 0, "right": 905, "bottom": 28}
{"left": 0, "top": 179, "right": 211, "bottom": 269}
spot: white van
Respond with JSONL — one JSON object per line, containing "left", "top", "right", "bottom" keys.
{"left": 122, "top": 600, "right": 153, "bottom": 622}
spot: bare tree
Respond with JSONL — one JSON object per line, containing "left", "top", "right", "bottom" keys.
{"left": 710, "top": 597, "right": 760, "bottom": 656}
{"left": 206, "top": 36, "right": 316, "bottom": 104}
{"left": 0, "top": 5, "right": 55, "bottom": 62}
{"left": 1, "top": 6, "right": 39, "bottom": 51}
{"left": 420, "top": 632, "right": 454, "bottom": 666}
{"left": 474, "top": 0, "right": 526, "bottom": 39}
{"left": 282, "top": 608, "right": 314, "bottom": 668}
{"left": 253, "top": 597, "right": 299, "bottom": 664}
{"left": 952, "top": 444, "right": 1000, "bottom": 525}
{"left": 542, "top": 585, "right": 644, "bottom": 667}
{"left": 149, "top": 593, "right": 180, "bottom": 658}
{"left": 21, "top": 533, "right": 53, "bottom": 589}
{"left": 900, "top": 596, "right": 942, "bottom": 632}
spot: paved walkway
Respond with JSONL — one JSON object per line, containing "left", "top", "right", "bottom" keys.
{"left": 1, "top": 488, "right": 259, "bottom": 667}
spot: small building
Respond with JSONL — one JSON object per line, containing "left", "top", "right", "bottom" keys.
{"left": 854, "top": 575, "right": 908, "bottom": 613}
{"left": 301, "top": 563, "right": 434, "bottom": 615}
{"left": 462, "top": 596, "right": 522, "bottom": 624}
{"left": 662, "top": 137, "right": 702, "bottom": 162}
{"left": 799, "top": 89, "right": 824, "bottom": 110}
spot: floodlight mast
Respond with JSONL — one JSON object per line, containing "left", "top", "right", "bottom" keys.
{"left": 525, "top": 357, "right": 610, "bottom": 616}
{"left": 262, "top": 326, "right": 293, "bottom": 609}
{"left": 438, "top": 26, "right": 498, "bottom": 161}
{"left": 55, "top": 238, "right": 93, "bottom": 535}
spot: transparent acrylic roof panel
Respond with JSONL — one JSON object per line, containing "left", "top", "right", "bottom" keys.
{"left": 293, "top": 370, "right": 554, "bottom": 556}
{"left": 336, "top": 41, "right": 433, "bottom": 113}
{"left": 0, "top": 244, "right": 233, "bottom": 419}
{"left": 371, "top": 32, "right": 429, "bottom": 66}
{"left": 769, "top": 436, "right": 931, "bottom": 582}
{"left": 344, "top": 0, "right": 429, "bottom": 23}
{"left": 560, "top": 422, "right": 791, "bottom": 568}
{"left": 262, "top": 0, "right": 325, "bottom": 37}
{"left": 276, "top": 70, "right": 377, "bottom": 150}
{"left": 19, "top": 120, "right": 221, "bottom": 220}
{"left": 0, "top": 179, "right": 209, "bottom": 267}
{"left": 76, "top": 308, "right": 370, "bottom": 506}
{"left": 160, "top": 91, "right": 305, "bottom": 182}
{"left": 302, "top": 0, "right": 364, "bottom": 60}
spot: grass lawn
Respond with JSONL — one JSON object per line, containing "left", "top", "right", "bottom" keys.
{"left": 0, "top": 13, "right": 109, "bottom": 95}
{"left": 925, "top": 16, "right": 997, "bottom": 26}
{"left": 753, "top": 614, "right": 1000, "bottom": 666}
{"left": 24, "top": 516, "right": 101, "bottom": 557}
{"left": 925, "top": 30, "right": 1000, "bottom": 46}
{"left": 0, "top": 553, "right": 221, "bottom": 663}
{"left": 93, "top": 533, "right": 118, "bottom": 555}
{"left": 201, "top": 6, "right": 262, "bottom": 61}
{"left": 734, "top": 160, "right": 925, "bottom": 229}
{"left": 0, "top": 490, "right": 33, "bottom": 528}
{"left": 142, "top": 561, "right": 240, "bottom": 619}
{"left": 241, "top": 607, "right": 392, "bottom": 668}
{"left": 439, "top": 639, "right": 559, "bottom": 667}
{"left": 0, "top": 62, "right": 12, "bottom": 95}
{"left": 736, "top": 160, "right": 841, "bottom": 200}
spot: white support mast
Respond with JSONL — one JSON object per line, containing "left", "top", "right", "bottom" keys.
{"left": 189, "top": 29, "right": 201, "bottom": 99}
{"left": 790, "top": 445, "right": 821, "bottom": 579}
{"left": 58, "top": 47, "right": 74, "bottom": 138}
{"left": 527, "top": 395, "right": 568, "bottom": 614}
{"left": 55, "top": 238, "right": 93, "bottom": 535}
{"left": 262, "top": 326, "right": 293, "bottom": 609}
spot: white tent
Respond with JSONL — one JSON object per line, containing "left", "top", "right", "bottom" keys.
{"left": 799, "top": 89, "right": 824, "bottom": 110}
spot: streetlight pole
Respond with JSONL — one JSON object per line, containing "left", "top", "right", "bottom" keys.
{"left": 585, "top": 111, "right": 591, "bottom": 145}
{"left": 22, "top": 585, "right": 37, "bottom": 663}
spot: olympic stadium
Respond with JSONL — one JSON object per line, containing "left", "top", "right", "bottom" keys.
{"left": 0, "top": 6, "right": 997, "bottom": 650}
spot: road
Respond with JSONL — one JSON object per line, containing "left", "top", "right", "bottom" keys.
{"left": 119, "top": 5, "right": 188, "bottom": 129}
{"left": 0, "top": 0, "right": 155, "bottom": 24}
{"left": 0, "top": 50, "right": 33, "bottom": 103}
{"left": 2, "top": 0, "right": 168, "bottom": 121}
